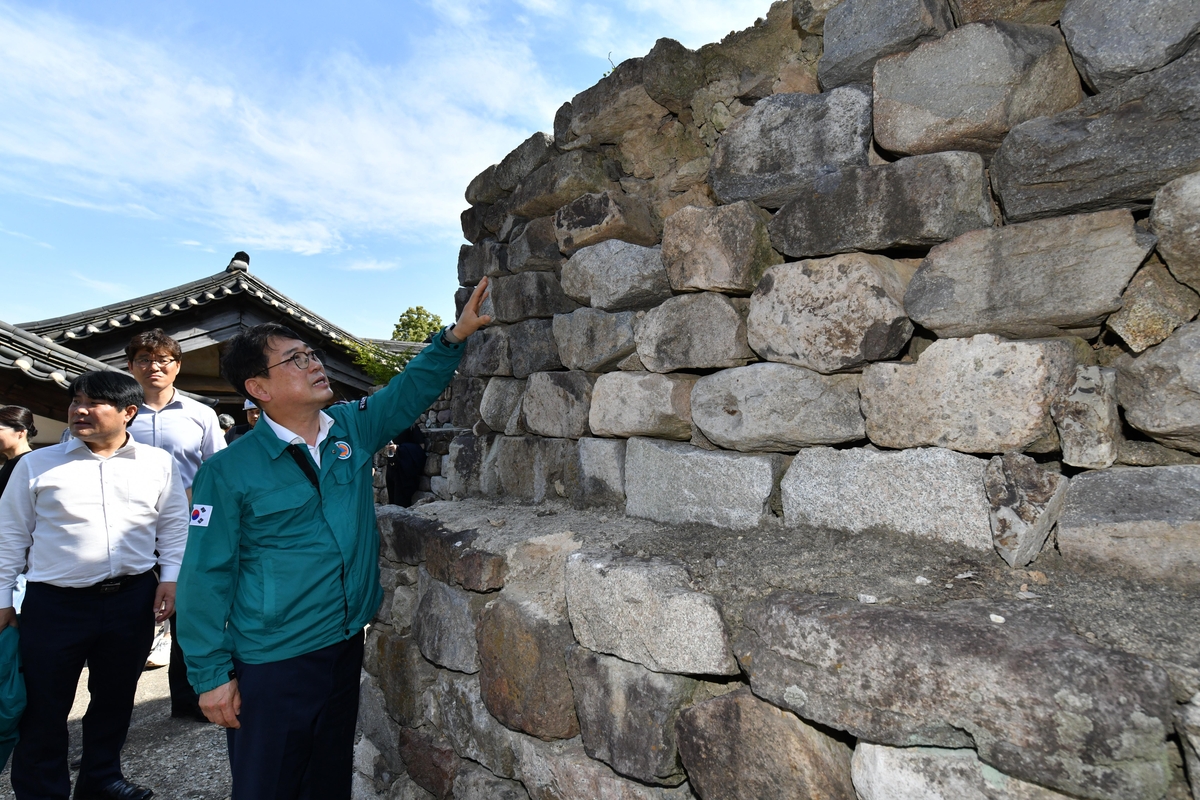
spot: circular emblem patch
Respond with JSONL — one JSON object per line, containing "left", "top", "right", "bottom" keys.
{"left": 191, "top": 508, "right": 201, "bottom": 522}
{"left": 334, "top": 441, "right": 352, "bottom": 460}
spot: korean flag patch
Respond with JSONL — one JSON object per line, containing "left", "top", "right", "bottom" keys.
{"left": 190, "top": 504, "right": 213, "bottom": 527}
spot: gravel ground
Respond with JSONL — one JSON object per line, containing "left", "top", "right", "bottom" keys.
{"left": 0, "top": 663, "right": 231, "bottom": 799}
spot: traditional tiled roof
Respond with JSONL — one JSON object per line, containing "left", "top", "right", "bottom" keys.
{"left": 20, "top": 255, "right": 363, "bottom": 350}
{"left": 0, "top": 318, "right": 125, "bottom": 388}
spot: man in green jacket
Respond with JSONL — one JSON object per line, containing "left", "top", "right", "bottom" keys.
{"left": 176, "top": 280, "right": 489, "bottom": 799}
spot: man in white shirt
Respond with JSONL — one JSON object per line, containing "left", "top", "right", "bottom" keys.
{"left": 124, "top": 329, "right": 223, "bottom": 722}
{"left": 0, "top": 370, "right": 188, "bottom": 800}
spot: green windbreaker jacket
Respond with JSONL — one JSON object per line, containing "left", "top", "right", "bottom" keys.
{"left": 176, "top": 331, "right": 463, "bottom": 694}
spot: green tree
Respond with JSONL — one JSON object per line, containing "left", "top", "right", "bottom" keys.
{"left": 343, "top": 340, "right": 413, "bottom": 385}
{"left": 392, "top": 306, "right": 443, "bottom": 343}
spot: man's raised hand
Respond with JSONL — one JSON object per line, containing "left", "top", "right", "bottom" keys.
{"left": 452, "top": 277, "right": 492, "bottom": 339}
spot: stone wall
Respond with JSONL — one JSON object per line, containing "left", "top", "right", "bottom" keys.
{"left": 358, "top": 0, "right": 1200, "bottom": 797}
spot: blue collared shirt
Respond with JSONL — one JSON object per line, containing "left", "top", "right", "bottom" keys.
{"left": 128, "top": 389, "right": 225, "bottom": 489}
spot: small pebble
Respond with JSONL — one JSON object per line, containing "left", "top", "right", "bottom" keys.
{"left": 955, "top": 571, "right": 976, "bottom": 580}
{"left": 857, "top": 594, "right": 877, "bottom": 604}
{"left": 945, "top": 583, "right": 954, "bottom": 589}
{"left": 915, "top": 576, "right": 930, "bottom": 585}
{"left": 990, "top": 614, "right": 1006, "bottom": 624}
{"left": 1016, "top": 591, "right": 1040, "bottom": 600}
{"left": 487, "top": 518, "right": 506, "bottom": 527}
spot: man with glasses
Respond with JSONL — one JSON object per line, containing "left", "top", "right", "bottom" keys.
{"left": 176, "top": 279, "right": 491, "bottom": 799}
{"left": 124, "top": 329, "right": 224, "bottom": 722}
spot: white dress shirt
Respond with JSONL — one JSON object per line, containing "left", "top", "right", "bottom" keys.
{"left": 0, "top": 436, "right": 190, "bottom": 607}
{"left": 128, "top": 389, "right": 225, "bottom": 489}
{"left": 261, "top": 410, "right": 335, "bottom": 468}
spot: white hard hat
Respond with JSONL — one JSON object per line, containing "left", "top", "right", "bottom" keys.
{"left": 243, "top": 398, "right": 257, "bottom": 410}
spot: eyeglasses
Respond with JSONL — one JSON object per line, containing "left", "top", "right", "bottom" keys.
{"left": 261, "top": 348, "right": 325, "bottom": 374}
{"left": 132, "top": 357, "right": 177, "bottom": 369}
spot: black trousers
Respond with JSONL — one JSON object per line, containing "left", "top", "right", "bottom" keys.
{"left": 12, "top": 573, "right": 156, "bottom": 800}
{"left": 227, "top": 631, "right": 364, "bottom": 800}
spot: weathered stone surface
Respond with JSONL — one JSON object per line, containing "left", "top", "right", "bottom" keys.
{"left": 642, "top": 38, "right": 705, "bottom": 115}
{"left": 508, "top": 216, "right": 565, "bottom": 274}
{"left": 433, "top": 671, "right": 523, "bottom": 779}
{"left": 589, "top": 372, "right": 696, "bottom": 441}
{"left": 615, "top": 117, "right": 709, "bottom": 196}
{"left": 567, "top": 645, "right": 696, "bottom": 785}
{"left": 861, "top": 335, "right": 1077, "bottom": 453}
{"left": 513, "top": 737, "right": 697, "bottom": 800}
{"left": 413, "top": 567, "right": 486, "bottom": 673}
{"left": 399, "top": 726, "right": 462, "bottom": 800}
{"left": 467, "top": 164, "right": 507, "bottom": 207}
{"left": 794, "top": 0, "right": 845, "bottom": 32}
{"left": 873, "top": 22, "right": 1082, "bottom": 156}
{"left": 560, "top": 240, "right": 672, "bottom": 312}
{"left": 564, "top": 57, "right": 671, "bottom": 147}
{"left": 573, "top": 437, "right": 627, "bottom": 508}
{"left": 507, "top": 318, "right": 562, "bottom": 380}
{"left": 479, "top": 436, "right": 578, "bottom": 505}
{"left": 697, "top": 0, "right": 820, "bottom": 104}
{"left": 482, "top": 272, "right": 581, "bottom": 324}
{"left": 1178, "top": 696, "right": 1200, "bottom": 800}
{"left": 358, "top": 673, "right": 406, "bottom": 774}
{"left": 1152, "top": 171, "right": 1200, "bottom": 292}
{"left": 1116, "top": 321, "right": 1200, "bottom": 454}
{"left": 480, "top": 378, "right": 527, "bottom": 437}
{"left": 906, "top": 210, "right": 1154, "bottom": 339}
{"left": 769, "top": 152, "right": 994, "bottom": 257}
{"left": 1060, "top": 0, "right": 1200, "bottom": 93}
{"left": 782, "top": 446, "right": 993, "bottom": 549}
{"left": 708, "top": 87, "right": 873, "bottom": 208}
{"left": 451, "top": 376, "right": 486, "bottom": 429}
{"left": 991, "top": 46, "right": 1200, "bottom": 222}
{"left": 852, "top": 743, "right": 1078, "bottom": 799}
{"left": 445, "top": 433, "right": 497, "bottom": 498}
{"left": 374, "top": 629, "right": 439, "bottom": 728}
{"left": 985, "top": 452, "right": 1068, "bottom": 567}
{"left": 460, "top": 325, "right": 512, "bottom": 377}
{"left": 454, "top": 761, "right": 530, "bottom": 800}
{"left": 390, "top": 584, "right": 418, "bottom": 634}
{"left": 625, "top": 437, "right": 786, "bottom": 530}
{"left": 1051, "top": 366, "right": 1121, "bottom": 469}
{"left": 636, "top": 293, "right": 756, "bottom": 373}
{"left": 509, "top": 151, "right": 617, "bottom": 219}
{"left": 565, "top": 549, "right": 739, "bottom": 675}
{"left": 521, "top": 371, "right": 597, "bottom": 440}
{"left": 1109, "top": 257, "right": 1200, "bottom": 353}
{"left": 1116, "top": 439, "right": 1200, "bottom": 467}
{"left": 747, "top": 255, "right": 913, "bottom": 374}
{"left": 737, "top": 594, "right": 1173, "bottom": 800}
{"left": 552, "top": 308, "right": 640, "bottom": 372}
{"left": 459, "top": 239, "right": 505, "bottom": 287}
{"left": 661, "top": 202, "right": 782, "bottom": 294}
{"left": 461, "top": 204, "right": 487, "bottom": 245}
{"left": 496, "top": 132, "right": 557, "bottom": 194}
{"left": 554, "top": 191, "right": 658, "bottom": 256}
{"left": 1057, "top": 466, "right": 1200, "bottom": 582}
{"left": 949, "top": 0, "right": 1066, "bottom": 24}
{"left": 676, "top": 688, "right": 855, "bottom": 800}
{"left": 477, "top": 594, "right": 579, "bottom": 741}
{"left": 691, "top": 363, "right": 864, "bottom": 452}
{"left": 819, "top": 0, "right": 955, "bottom": 89}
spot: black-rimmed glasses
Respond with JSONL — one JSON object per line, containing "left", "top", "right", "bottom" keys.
{"left": 261, "top": 349, "right": 325, "bottom": 374}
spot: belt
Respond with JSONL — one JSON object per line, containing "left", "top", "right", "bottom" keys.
{"left": 34, "top": 570, "right": 154, "bottom": 595}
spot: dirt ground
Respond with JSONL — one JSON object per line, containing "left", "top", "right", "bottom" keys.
{"left": 0, "top": 664, "right": 231, "bottom": 800}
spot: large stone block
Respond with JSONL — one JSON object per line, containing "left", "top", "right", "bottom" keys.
{"left": 412, "top": 568, "right": 488, "bottom": 673}
{"left": 1116, "top": 321, "right": 1200, "bottom": 454}
{"left": 852, "top": 743, "right": 1078, "bottom": 799}
{"left": 1051, "top": 366, "right": 1121, "bottom": 469}
{"left": 564, "top": 57, "right": 671, "bottom": 147}
{"left": 782, "top": 446, "right": 993, "bottom": 549}
{"left": 480, "top": 378, "right": 527, "bottom": 437}
{"left": 512, "top": 737, "right": 697, "bottom": 800}
{"left": 588, "top": 372, "right": 696, "bottom": 441}
{"left": 860, "top": 335, "right": 1078, "bottom": 453}
{"left": 873, "top": 22, "right": 1082, "bottom": 156}
{"left": 991, "top": 46, "right": 1200, "bottom": 222}
{"left": 459, "top": 325, "right": 512, "bottom": 378}
{"left": 1151, "top": 171, "right": 1200, "bottom": 292}
{"left": 708, "top": 87, "right": 873, "bottom": 208}
{"left": 948, "top": 0, "right": 1066, "bottom": 24}
{"left": 565, "top": 549, "right": 739, "bottom": 675}
{"left": 625, "top": 437, "right": 786, "bottom": 530}
{"left": 1057, "top": 466, "right": 1200, "bottom": 582}
{"left": 483, "top": 272, "right": 580, "bottom": 324}
{"left": 454, "top": 761, "right": 530, "bottom": 800}
{"left": 507, "top": 318, "right": 562, "bottom": 380}
{"left": 509, "top": 151, "right": 617, "bottom": 219}
{"left": 661, "top": 202, "right": 782, "bottom": 294}
{"left": 560, "top": 240, "right": 672, "bottom": 312}
{"left": 1107, "top": 257, "right": 1200, "bottom": 353}
{"left": 373, "top": 629, "right": 439, "bottom": 729}
{"left": 479, "top": 435, "right": 578, "bottom": 505}
{"left": 451, "top": 376, "right": 486, "bottom": 429}
{"left": 466, "top": 163, "right": 507, "bottom": 206}
{"left": 433, "top": 671, "right": 524, "bottom": 779}
{"left": 768, "top": 152, "right": 994, "bottom": 258}
{"left": 819, "top": 0, "right": 955, "bottom": 89}
{"left": 691, "top": 363, "right": 864, "bottom": 452}
{"left": 1178, "top": 696, "right": 1200, "bottom": 800}
{"left": 496, "top": 132, "right": 557, "bottom": 193}
{"left": 905, "top": 209, "right": 1155, "bottom": 338}
{"left": 552, "top": 308, "right": 640, "bottom": 373}
{"left": 445, "top": 433, "right": 497, "bottom": 498}
{"left": 554, "top": 191, "right": 658, "bottom": 256}
{"left": 747, "top": 255, "right": 913, "bottom": 374}
{"left": 675, "top": 688, "right": 855, "bottom": 800}
{"left": 476, "top": 594, "right": 579, "bottom": 741}
{"left": 1060, "top": 0, "right": 1200, "bottom": 93}
{"left": 736, "top": 594, "right": 1174, "bottom": 800}
{"left": 398, "top": 727, "right": 462, "bottom": 800}
{"left": 358, "top": 673, "right": 406, "bottom": 774}
{"left": 521, "top": 371, "right": 598, "bottom": 440}
{"left": 572, "top": 437, "right": 626, "bottom": 508}
{"left": 508, "top": 216, "right": 565, "bottom": 274}
{"left": 459, "top": 239, "right": 505, "bottom": 287}
{"left": 567, "top": 645, "right": 696, "bottom": 785}
{"left": 642, "top": 37, "right": 706, "bottom": 115}
{"left": 794, "top": 0, "right": 846, "bottom": 32}
{"left": 985, "top": 452, "right": 1068, "bottom": 567}
{"left": 636, "top": 293, "right": 756, "bottom": 373}
{"left": 461, "top": 204, "right": 486, "bottom": 245}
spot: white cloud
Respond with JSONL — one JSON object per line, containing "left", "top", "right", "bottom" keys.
{"left": 68, "top": 271, "right": 130, "bottom": 298}
{"left": 0, "top": 224, "right": 51, "bottom": 248}
{"left": 339, "top": 258, "right": 402, "bottom": 272}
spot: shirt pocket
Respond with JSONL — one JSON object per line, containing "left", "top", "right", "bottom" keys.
{"left": 249, "top": 481, "right": 316, "bottom": 516}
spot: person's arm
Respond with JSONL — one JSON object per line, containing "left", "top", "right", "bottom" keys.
{"left": 0, "top": 458, "right": 36, "bottom": 627}
{"left": 201, "top": 407, "right": 227, "bottom": 459}
{"left": 152, "top": 459, "right": 190, "bottom": 622}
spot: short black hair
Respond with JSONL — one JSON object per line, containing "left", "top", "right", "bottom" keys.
{"left": 221, "top": 323, "right": 307, "bottom": 400}
{"left": 68, "top": 371, "right": 144, "bottom": 417}
{"left": 125, "top": 328, "right": 183, "bottom": 362}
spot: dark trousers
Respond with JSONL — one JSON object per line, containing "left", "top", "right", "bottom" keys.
{"left": 12, "top": 573, "right": 156, "bottom": 800}
{"left": 167, "top": 614, "right": 200, "bottom": 715}
{"left": 227, "top": 631, "right": 364, "bottom": 800}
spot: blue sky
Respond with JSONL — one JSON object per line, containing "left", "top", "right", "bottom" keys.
{"left": 0, "top": 0, "right": 772, "bottom": 338}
